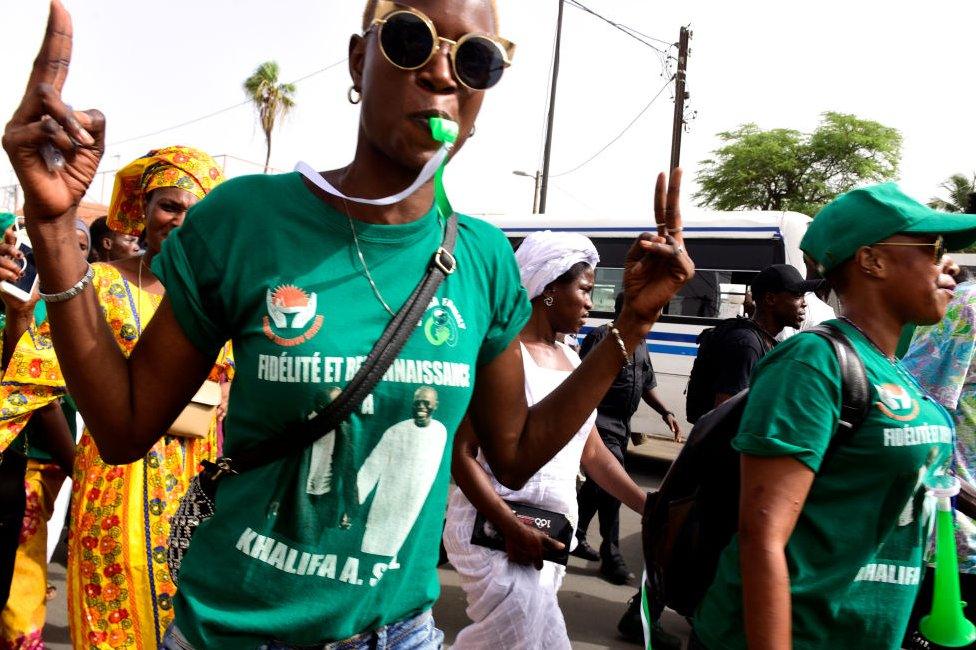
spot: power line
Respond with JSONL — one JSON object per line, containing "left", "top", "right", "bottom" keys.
{"left": 107, "top": 101, "right": 250, "bottom": 147}
{"left": 106, "top": 57, "right": 348, "bottom": 147}
{"left": 551, "top": 76, "right": 674, "bottom": 178}
{"left": 565, "top": 0, "right": 672, "bottom": 54}
{"left": 616, "top": 23, "right": 676, "bottom": 48}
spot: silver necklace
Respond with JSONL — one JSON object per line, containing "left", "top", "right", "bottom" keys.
{"left": 340, "top": 195, "right": 396, "bottom": 317}
{"left": 840, "top": 316, "right": 895, "bottom": 362}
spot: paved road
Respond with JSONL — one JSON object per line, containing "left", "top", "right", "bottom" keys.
{"left": 41, "top": 456, "right": 687, "bottom": 649}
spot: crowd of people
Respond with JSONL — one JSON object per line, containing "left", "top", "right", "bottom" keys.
{"left": 1, "top": 1, "right": 975, "bottom": 650}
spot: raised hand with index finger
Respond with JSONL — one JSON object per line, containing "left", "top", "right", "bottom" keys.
{"left": 2, "top": 0, "right": 105, "bottom": 221}
{"left": 618, "top": 168, "right": 695, "bottom": 329}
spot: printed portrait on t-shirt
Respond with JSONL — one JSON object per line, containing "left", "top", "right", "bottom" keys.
{"left": 306, "top": 387, "right": 344, "bottom": 497}
{"left": 356, "top": 387, "right": 448, "bottom": 557}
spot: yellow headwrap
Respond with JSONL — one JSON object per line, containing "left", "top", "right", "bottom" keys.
{"left": 107, "top": 146, "right": 224, "bottom": 236}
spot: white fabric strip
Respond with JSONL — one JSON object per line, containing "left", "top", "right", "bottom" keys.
{"left": 294, "top": 144, "right": 450, "bottom": 206}
{"left": 514, "top": 230, "right": 601, "bottom": 300}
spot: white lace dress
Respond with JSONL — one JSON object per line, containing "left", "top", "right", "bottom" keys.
{"left": 443, "top": 341, "right": 597, "bottom": 649}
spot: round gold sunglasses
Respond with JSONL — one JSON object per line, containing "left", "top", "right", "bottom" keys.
{"left": 366, "top": 0, "right": 516, "bottom": 91}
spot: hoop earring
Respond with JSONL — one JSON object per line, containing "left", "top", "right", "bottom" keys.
{"left": 348, "top": 86, "right": 362, "bottom": 105}
{"left": 544, "top": 296, "right": 554, "bottom": 307}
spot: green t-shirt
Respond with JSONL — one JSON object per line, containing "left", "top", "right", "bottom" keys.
{"left": 695, "top": 320, "right": 952, "bottom": 650}
{"left": 153, "top": 172, "right": 530, "bottom": 648}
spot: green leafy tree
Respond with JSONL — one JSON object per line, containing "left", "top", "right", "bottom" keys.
{"left": 928, "top": 173, "right": 975, "bottom": 213}
{"left": 694, "top": 112, "right": 902, "bottom": 216}
{"left": 243, "top": 61, "right": 296, "bottom": 173}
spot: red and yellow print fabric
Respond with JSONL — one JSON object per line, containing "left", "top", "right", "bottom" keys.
{"left": 0, "top": 262, "right": 230, "bottom": 650}
{"left": 0, "top": 321, "right": 65, "bottom": 453}
{"left": 107, "top": 146, "right": 224, "bottom": 237}
{"left": 64, "top": 264, "right": 232, "bottom": 650}
{"left": 0, "top": 461, "right": 66, "bottom": 650}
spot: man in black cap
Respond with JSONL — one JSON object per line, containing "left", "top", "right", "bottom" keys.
{"left": 709, "top": 264, "right": 820, "bottom": 407}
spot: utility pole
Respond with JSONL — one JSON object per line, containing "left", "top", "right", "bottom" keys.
{"left": 538, "top": 0, "right": 566, "bottom": 214}
{"left": 531, "top": 170, "right": 542, "bottom": 213}
{"left": 513, "top": 170, "right": 542, "bottom": 213}
{"left": 669, "top": 26, "right": 691, "bottom": 172}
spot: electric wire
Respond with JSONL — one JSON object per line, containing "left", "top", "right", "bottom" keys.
{"left": 616, "top": 23, "right": 677, "bottom": 48}
{"left": 550, "top": 76, "right": 674, "bottom": 178}
{"left": 106, "top": 58, "right": 348, "bottom": 147}
{"left": 564, "top": 0, "right": 672, "bottom": 54}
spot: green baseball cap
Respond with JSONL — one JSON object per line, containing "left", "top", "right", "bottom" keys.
{"left": 801, "top": 182, "right": 976, "bottom": 272}
{"left": 0, "top": 212, "right": 16, "bottom": 232}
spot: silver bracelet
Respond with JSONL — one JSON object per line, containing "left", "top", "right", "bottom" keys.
{"left": 607, "top": 321, "right": 632, "bottom": 365}
{"left": 39, "top": 264, "right": 94, "bottom": 303}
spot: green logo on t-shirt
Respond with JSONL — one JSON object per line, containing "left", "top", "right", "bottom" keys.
{"left": 423, "top": 299, "right": 466, "bottom": 347}
{"left": 876, "top": 383, "right": 921, "bottom": 421}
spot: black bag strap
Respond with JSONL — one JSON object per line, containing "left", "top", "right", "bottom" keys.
{"left": 716, "top": 317, "right": 774, "bottom": 355}
{"left": 808, "top": 322, "right": 871, "bottom": 448}
{"left": 207, "top": 213, "right": 459, "bottom": 479}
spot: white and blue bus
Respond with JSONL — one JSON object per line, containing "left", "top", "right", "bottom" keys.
{"left": 485, "top": 210, "right": 812, "bottom": 460}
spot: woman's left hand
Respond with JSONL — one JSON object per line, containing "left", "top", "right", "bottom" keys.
{"left": 501, "top": 518, "right": 564, "bottom": 570}
{"left": 0, "top": 227, "right": 39, "bottom": 317}
{"left": 619, "top": 168, "right": 695, "bottom": 326}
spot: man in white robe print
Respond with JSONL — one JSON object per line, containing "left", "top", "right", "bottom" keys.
{"left": 306, "top": 387, "right": 343, "bottom": 497}
{"left": 357, "top": 387, "right": 447, "bottom": 556}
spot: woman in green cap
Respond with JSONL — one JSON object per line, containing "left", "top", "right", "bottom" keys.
{"left": 692, "top": 182, "right": 976, "bottom": 650}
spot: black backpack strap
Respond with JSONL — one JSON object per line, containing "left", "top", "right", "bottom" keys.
{"left": 730, "top": 317, "right": 774, "bottom": 355}
{"left": 207, "top": 213, "right": 459, "bottom": 479}
{"left": 807, "top": 323, "right": 871, "bottom": 447}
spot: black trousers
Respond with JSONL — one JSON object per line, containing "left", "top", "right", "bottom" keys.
{"left": 576, "top": 429, "right": 627, "bottom": 563}
{"left": 0, "top": 451, "right": 28, "bottom": 610}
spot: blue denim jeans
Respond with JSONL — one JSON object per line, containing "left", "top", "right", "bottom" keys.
{"left": 161, "top": 611, "right": 443, "bottom": 650}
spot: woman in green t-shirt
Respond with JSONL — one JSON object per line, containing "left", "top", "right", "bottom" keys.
{"left": 693, "top": 183, "right": 976, "bottom": 650}
{"left": 4, "top": 1, "right": 694, "bottom": 647}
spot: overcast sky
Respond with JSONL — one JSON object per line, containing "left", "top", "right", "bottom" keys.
{"left": 1, "top": 1, "right": 974, "bottom": 219}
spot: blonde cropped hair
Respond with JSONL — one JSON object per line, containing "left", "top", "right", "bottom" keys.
{"left": 361, "top": 0, "right": 500, "bottom": 32}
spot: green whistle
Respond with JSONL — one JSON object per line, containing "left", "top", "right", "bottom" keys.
{"left": 429, "top": 117, "right": 458, "bottom": 219}
{"left": 429, "top": 117, "right": 459, "bottom": 145}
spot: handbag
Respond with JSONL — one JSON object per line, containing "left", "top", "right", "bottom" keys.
{"left": 167, "top": 380, "right": 221, "bottom": 439}
{"left": 471, "top": 500, "right": 574, "bottom": 565}
{"left": 166, "top": 214, "right": 458, "bottom": 583}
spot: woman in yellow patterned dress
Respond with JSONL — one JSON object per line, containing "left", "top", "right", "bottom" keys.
{"left": 59, "top": 147, "right": 232, "bottom": 650}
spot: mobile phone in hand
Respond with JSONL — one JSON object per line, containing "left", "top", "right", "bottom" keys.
{"left": 0, "top": 242, "right": 39, "bottom": 303}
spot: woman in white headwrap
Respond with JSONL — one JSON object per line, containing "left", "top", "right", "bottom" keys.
{"left": 443, "top": 231, "right": 648, "bottom": 649}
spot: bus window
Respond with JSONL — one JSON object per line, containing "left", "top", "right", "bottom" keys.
{"left": 671, "top": 271, "right": 724, "bottom": 317}
{"left": 510, "top": 235, "right": 783, "bottom": 324}
{"left": 592, "top": 266, "right": 764, "bottom": 322}
{"left": 593, "top": 267, "right": 623, "bottom": 313}
{"left": 719, "top": 282, "right": 749, "bottom": 319}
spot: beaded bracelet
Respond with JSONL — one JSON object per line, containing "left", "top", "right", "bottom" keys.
{"left": 39, "top": 263, "right": 94, "bottom": 303}
{"left": 607, "top": 321, "right": 631, "bottom": 365}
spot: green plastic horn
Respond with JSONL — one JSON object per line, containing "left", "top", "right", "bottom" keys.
{"left": 920, "top": 479, "right": 976, "bottom": 647}
{"left": 428, "top": 117, "right": 458, "bottom": 219}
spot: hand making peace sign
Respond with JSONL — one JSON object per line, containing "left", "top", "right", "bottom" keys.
{"left": 620, "top": 168, "right": 695, "bottom": 325}
{"left": 2, "top": 1, "right": 105, "bottom": 221}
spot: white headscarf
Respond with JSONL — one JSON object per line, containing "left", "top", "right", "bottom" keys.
{"left": 514, "top": 230, "right": 600, "bottom": 300}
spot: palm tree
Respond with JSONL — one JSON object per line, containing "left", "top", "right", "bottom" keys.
{"left": 928, "top": 173, "right": 976, "bottom": 213}
{"left": 243, "top": 61, "right": 296, "bottom": 173}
